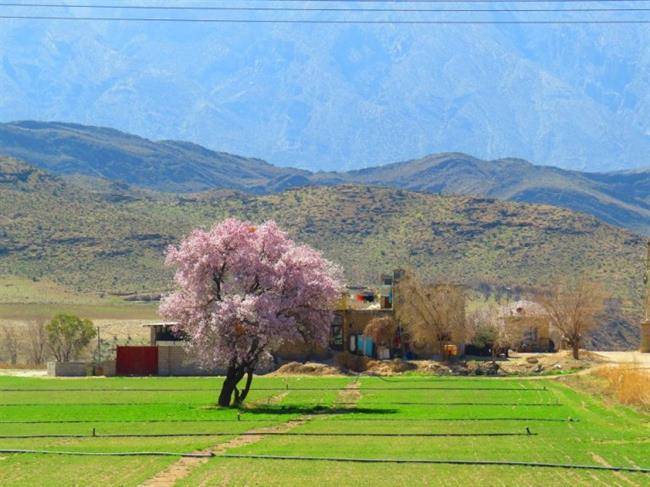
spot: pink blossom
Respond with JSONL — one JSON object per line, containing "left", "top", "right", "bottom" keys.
{"left": 159, "top": 218, "right": 344, "bottom": 371}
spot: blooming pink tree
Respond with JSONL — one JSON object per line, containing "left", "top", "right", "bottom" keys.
{"left": 160, "top": 218, "right": 343, "bottom": 407}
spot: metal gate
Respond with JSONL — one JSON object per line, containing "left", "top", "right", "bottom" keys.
{"left": 116, "top": 346, "right": 158, "bottom": 376}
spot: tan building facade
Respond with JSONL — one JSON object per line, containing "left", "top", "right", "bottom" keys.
{"left": 500, "top": 300, "right": 557, "bottom": 352}
{"left": 641, "top": 241, "right": 650, "bottom": 353}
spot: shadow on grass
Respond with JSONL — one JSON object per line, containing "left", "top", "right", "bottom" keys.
{"left": 235, "top": 404, "right": 398, "bottom": 416}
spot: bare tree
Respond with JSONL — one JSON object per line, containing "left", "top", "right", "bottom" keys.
{"left": 467, "top": 304, "right": 519, "bottom": 363}
{"left": 1, "top": 324, "right": 20, "bottom": 366}
{"left": 395, "top": 272, "right": 466, "bottom": 358}
{"left": 26, "top": 320, "right": 48, "bottom": 366}
{"left": 364, "top": 316, "right": 397, "bottom": 349}
{"left": 536, "top": 277, "right": 606, "bottom": 359}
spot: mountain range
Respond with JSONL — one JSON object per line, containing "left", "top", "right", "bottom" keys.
{"left": 1, "top": 15, "right": 649, "bottom": 171}
{"left": 1, "top": 121, "right": 649, "bottom": 234}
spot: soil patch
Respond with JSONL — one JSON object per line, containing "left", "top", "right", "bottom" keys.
{"left": 364, "top": 359, "right": 417, "bottom": 375}
{"left": 270, "top": 361, "right": 342, "bottom": 376}
{"left": 336, "top": 381, "right": 362, "bottom": 407}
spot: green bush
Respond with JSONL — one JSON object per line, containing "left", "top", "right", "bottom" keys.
{"left": 46, "top": 313, "right": 96, "bottom": 362}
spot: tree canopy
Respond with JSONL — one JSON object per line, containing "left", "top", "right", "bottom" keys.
{"left": 160, "top": 218, "right": 343, "bottom": 406}
{"left": 46, "top": 313, "right": 96, "bottom": 363}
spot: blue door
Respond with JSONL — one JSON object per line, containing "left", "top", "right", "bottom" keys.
{"left": 364, "top": 337, "right": 374, "bottom": 357}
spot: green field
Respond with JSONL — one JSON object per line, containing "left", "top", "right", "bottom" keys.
{"left": 0, "top": 375, "right": 647, "bottom": 486}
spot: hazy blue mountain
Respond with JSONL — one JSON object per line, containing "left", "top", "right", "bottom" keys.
{"left": 317, "top": 153, "right": 650, "bottom": 234}
{"left": 1, "top": 121, "right": 648, "bottom": 234}
{"left": 0, "top": 121, "right": 306, "bottom": 192}
{"left": 0, "top": 8, "right": 649, "bottom": 172}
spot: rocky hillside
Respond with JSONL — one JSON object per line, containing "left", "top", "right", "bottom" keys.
{"left": 0, "top": 158, "right": 644, "bottom": 349}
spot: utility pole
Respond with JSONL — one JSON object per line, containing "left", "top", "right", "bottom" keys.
{"left": 641, "top": 241, "right": 650, "bottom": 353}
{"left": 96, "top": 326, "right": 101, "bottom": 364}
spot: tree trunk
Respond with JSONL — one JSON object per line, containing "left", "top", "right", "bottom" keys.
{"left": 235, "top": 370, "right": 254, "bottom": 406}
{"left": 218, "top": 365, "right": 245, "bottom": 407}
{"left": 571, "top": 342, "right": 580, "bottom": 360}
{"left": 491, "top": 346, "right": 497, "bottom": 364}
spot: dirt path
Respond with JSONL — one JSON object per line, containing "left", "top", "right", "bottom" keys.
{"left": 140, "top": 417, "right": 308, "bottom": 487}
{"left": 139, "top": 392, "right": 294, "bottom": 487}
{"left": 140, "top": 380, "right": 360, "bottom": 487}
{"left": 336, "top": 378, "right": 362, "bottom": 407}
{"left": 594, "top": 352, "right": 650, "bottom": 367}
{"left": 0, "top": 369, "right": 47, "bottom": 377}
{"left": 590, "top": 453, "right": 640, "bottom": 486}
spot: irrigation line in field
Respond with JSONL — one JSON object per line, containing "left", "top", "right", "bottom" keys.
{"left": 0, "top": 417, "right": 578, "bottom": 424}
{"left": 271, "top": 387, "right": 550, "bottom": 391}
{"left": 0, "top": 430, "right": 537, "bottom": 439}
{"left": 0, "top": 401, "right": 561, "bottom": 407}
{"left": 0, "top": 388, "right": 218, "bottom": 392}
{"left": 326, "top": 417, "right": 578, "bottom": 422}
{"left": 385, "top": 402, "right": 562, "bottom": 406}
{"left": 0, "top": 403, "right": 197, "bottom": 406}
{"left": 332, "top": 401, "right": 563, "bottom": 407}
{"left": 0, "top": 448, "right": 212, "bottom": 458}
{"left": 0, "top": 419, "right": 263, "bottom": 424}
{"left": 215, "top": 453, "right": 650, "bottom": 474}
{"left": 0, "top": 387, "right": 550, "bottom": 392}
{"left": 2, "top": 449, "right": 646, "bottom": 473}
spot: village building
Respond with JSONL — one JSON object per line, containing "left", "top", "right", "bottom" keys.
{"left": 499, "top": 300, "right": 557, "bottom": 353}
{"left": 330, "top": 270, "right": 466, "bottom": 360}
{"left": 110, "top": 322, "right": 222, "bottom": 376}
{"left": 331, "top": 276, "right": 400, "bottom": 360}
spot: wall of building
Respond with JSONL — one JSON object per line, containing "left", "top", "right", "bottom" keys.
{"left": 47, "top": 361, "right": 89, "bottom": 377}
{"left": 101, "top": 359, "right": 116, "bottom": 376}
{"left": 641, "top": 321, "right": 650, "bottom": 353}
{"left": 505, "top": 316, "right": 556, "bottom": 352}
{"left": 339, "top": 309, "right": 394, "bottom": 353}
{"left": 276, "top": 342, "right": 329, "bottom": 361}
{"left": 157, "top": 343, "right": 224, "bottom": 376}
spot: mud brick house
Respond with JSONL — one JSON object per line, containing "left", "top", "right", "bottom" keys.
{"left": 330, "top": 270, "right": 409, "bottom": 360}
{"left": 500, "top": 300, "right": 557, "bottom": 352}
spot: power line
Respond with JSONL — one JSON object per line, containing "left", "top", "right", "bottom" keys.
{"left": 245, "top": 0, "right": 650, "bottom": 2}
{"left": 2, "top": 2, "right": 650, "bottom": 12}
{"left": 6, "top": 0, "right": 650, "bottom": 4}
{"left": 114, "top": 0, "right": 650, "bottom": 3}
{"left": 2, "top": 14, "right": 650, "bottom": 22}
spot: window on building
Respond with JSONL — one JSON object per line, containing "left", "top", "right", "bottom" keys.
{"left": 330, "top": 314, "right": 344, "bottom": 351}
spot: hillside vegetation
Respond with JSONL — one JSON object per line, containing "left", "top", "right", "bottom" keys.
{"left": 321, "top": 153, "right": 650, "bottom": 235}
{"left": 1, "top": 122, "right": 648, "bottom": 234}
{"left": 1, "top": 158, "right": 645, "bottom": 338}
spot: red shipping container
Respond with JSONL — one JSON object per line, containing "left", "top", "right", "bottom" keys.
{"left": 116, "top": 346, "right": 158, "bottom": 376}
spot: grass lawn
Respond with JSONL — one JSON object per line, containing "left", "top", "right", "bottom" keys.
{"left": 0, "top": 375, "right": 647, "bottom": 486}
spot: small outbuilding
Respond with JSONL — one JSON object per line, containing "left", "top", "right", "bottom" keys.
{"left": 500, "top": 300, "right": 557, "bottom": 352}
{"left": 114, "top": 322, "right": 223, "bottom": 376}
